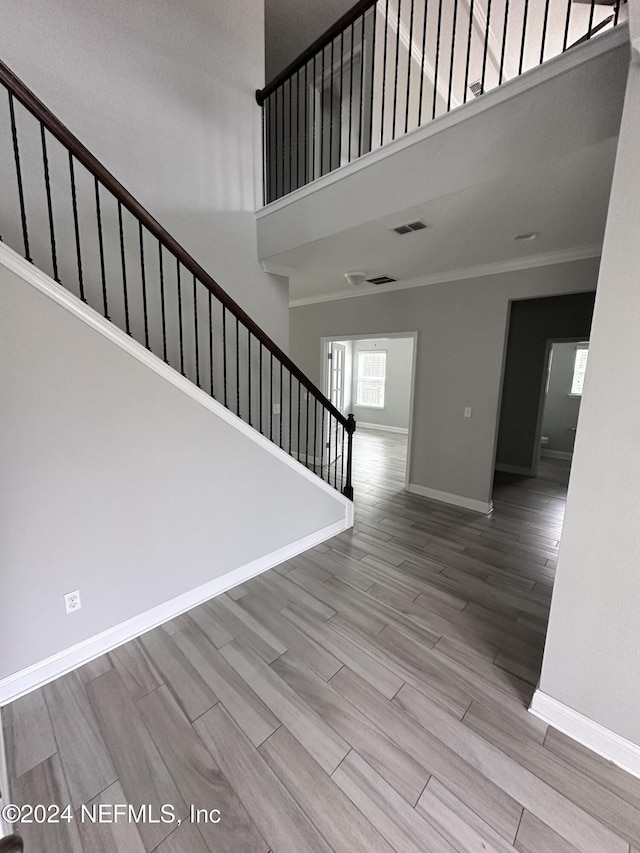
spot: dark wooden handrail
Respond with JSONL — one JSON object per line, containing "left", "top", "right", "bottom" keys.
{"left": 256, "top": 0, "right": 377, "bottom": 104}
{"left": 0, "top": 58, "right": 348, "bottom": 430}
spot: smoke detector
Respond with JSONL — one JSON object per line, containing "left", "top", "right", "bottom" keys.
{"left": 344, "top": 271, "right": 368, "bottom": 286}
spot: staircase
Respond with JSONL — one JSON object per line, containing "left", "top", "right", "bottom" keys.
{"left": 0, "top": 59, "right": 356, "bottom": 500}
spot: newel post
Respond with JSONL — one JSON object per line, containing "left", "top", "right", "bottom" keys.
{"left": 342, "top": 414, "right": 356, "bottom": 500}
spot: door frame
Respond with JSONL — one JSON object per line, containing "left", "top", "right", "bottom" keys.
{"left": 320, "top": 331, "right": 418, "bottom": 490}
{"left": 532, "top": 336, "right": 588, "bottom": 477}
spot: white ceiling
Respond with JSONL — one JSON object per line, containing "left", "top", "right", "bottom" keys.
{"left": 272, "top": 135, "right": 617, "bottom": 303}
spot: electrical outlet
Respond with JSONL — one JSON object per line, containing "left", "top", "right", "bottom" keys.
{"left": 464, "top": 407, "right": 473, "bottom": 418}
{"left": 273, "top": 403, "right": 281, "bottom": 415}
{"left": 64, "top": 590, "right": 81, "bottom": 614}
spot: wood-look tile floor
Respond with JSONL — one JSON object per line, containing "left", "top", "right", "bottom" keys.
{"left": 4, "top": 429, "right": 640, "bottom": 852}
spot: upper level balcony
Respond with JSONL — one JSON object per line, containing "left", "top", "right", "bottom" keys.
{"left": 257, "top": 0, "right": 627, "bottom": 205}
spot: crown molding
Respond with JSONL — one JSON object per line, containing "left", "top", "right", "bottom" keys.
{"left": 289, "top": 245, "right": 602, "bottom": 308}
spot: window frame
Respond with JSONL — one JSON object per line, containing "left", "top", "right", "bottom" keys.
{"left": 356, "top": 349, "right": 387, "bottom": 409}
{"left": 569, "top": 343, "right": 589, "bottom": 397}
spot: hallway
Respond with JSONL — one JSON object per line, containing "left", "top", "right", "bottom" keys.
{"left": 4, "top": 430, "right": 640, "bottom": 853}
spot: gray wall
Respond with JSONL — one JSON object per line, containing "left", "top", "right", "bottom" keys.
{"left": 290, "top": 258, "right": 599, "bottom": 505}
{"left": 0, "top": 261, "right": 345, "bottom": 683}
{"left": 496, "top": 292, "right": 595, "bottom": 472}
{"left": 539, "top": 28, "right": 640, "bottom": 747}
{"left": 352, "top": 338, "right": 413, "bottom": 430}
{"left": 0, "top": 0, "right": 289, "bottom": 348}
{"left": 265, "top": 0, "right": 355, "bottom": 81}
{"left": 542, "top": 342, "right": 583, "bottom": 455}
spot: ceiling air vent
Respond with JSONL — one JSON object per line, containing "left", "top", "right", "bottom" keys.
{"left": 469, "top": 80, "right": 484, "bottom": 98}
{"left": 366, "top": 275, "right": 397, "bottom": 285}
{"left": 393, "top": 220, "right": 427, "bottom": 234}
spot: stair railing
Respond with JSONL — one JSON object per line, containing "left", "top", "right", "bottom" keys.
{"left": 0, "top": 59, "right": 355, "bottom": 499}
{"left": 256, "top": 0, "right": 625, "bottom": 203}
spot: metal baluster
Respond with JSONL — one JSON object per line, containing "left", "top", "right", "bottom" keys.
{"left": 405, "top": 0, "right": 416, "bottom": 132}
{"left": 117, "top": 201, "right": 130, "bottom": 334}
{"left": 294, "top": 71, "right": 299, "bottom": 189}
{"left": 433, "top": 0, "right": 444, "bottom": 118}
{"left": 539, "top": 0, "right": 550, "bottom": 64}
{"left": 368, "top": 5, "right": 377, "bottom": 151}
{"left": 464, "top": 0, "right": 475, "bottom": 102}
{"left": 41, "top": 125, "right": 59, "bottom": 282}
{"left": 348, "top": 23, "right": 355, "bottom": 160}
{"left": 289, "top": 370, "right": 293, "bottom": 455}
{"left": 339, "top": 31, "right": 344, "bottom": 165}
{"left": 614, "top": 0, "right": 621, "bottom": 26}
{"left": 563, "top": 0, "right": 572, "bottom": 52}
{"left": 280, "top": 362, "right": 284, "bottom": 447}
{"left": 270, "top": 353, "right": 274, "bottom": 440}
{"left": 266, "top": 93, "right": 273, "bottom": 202}
{"left": 380, "top": 0, "right": 390, "bottom": 146}
{"left": 280, "top": 85, "right": 286, "bottom": 196}
{"left": 341, "top": 425, "right": 345, "bottom": 492}
{"left": 305, "top": 388, "right": 310, "bottom": 468}
{"left": 95, "top": 179, "right": 109, "bottom": 319}
{"left": 8, "top": 92, "right": 31, "bottom": 262}
{"left": 392, "top": 0, "right": 402, "bottom": 139}
{"left": 587, "top": 0, "right": 596, "bottom": 40}
{"left": 68, "top": 153, "right": 84, "bottom": 301}
{"left": 209, "top": 291, "right": 214, "bottom": 397}
{"left": 313, "top": 397, "right": 318, "bottom": 472}
{"left": 519, "top": 0, "right": 529, "bottom": 75}
{"left": 481, "top": 0, "right": 492, "bottom": 93}
{"left": 320, "top": 407, "right": 325, "bottom": 480}
{"left": 321, "top": 46, "right": 326, "bottom": 175}
{"left": 304, "top": 62, "right": 309, "bottom": 186}
{"left": 334, "top": 413, "right": 339, "bottom": 488}
{"left": 260, "top": 343, "right": 264, "bottom": 433}
{"left": 358, "top": 12, "right": 366, "bottom": 155}
{"left": 447, "top": 0, "right": 459, "bottom": 112}
{"left": 418, "top": 0, "right": 429, "bottom": 126}
{"left": 329, "top": 39, "right": 335, "bottom": 172}
{"left": 223, "top": 305, "right": 228, "bottom": 407}
{"left": 236, "top": 317, "right": 240, "bottom": 416}
{"left": 297, "top": 380, "right": 302, "bottom": 462}
{"left": 193, "top": 275, "right": 200, "bottom": 386}
{"left": 176, "top": 260, "right": 184, "bottom": 374}
{"left": 274, "top": 87, "right": 279, "bottom": 199}
{"left": 138, "top": 223, "right": 149, "bottom": 348}
{"left": 499, "top": 0, "right": 510, "bottom": 84}
{"left": 158, "top": 243, "right": 167, "bottom": 361}
{"left": 288, "top": 77, "right": 293, "bottom": 194}
{"left": 312, "top": 54, "right": 317, "bottom": 179}
{"left": 248, "top": 330, "right": 252, "bottom": 426}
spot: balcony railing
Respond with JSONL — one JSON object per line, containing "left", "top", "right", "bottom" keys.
{"left": 257, "top": 0, "right": 625, "bottom": 203}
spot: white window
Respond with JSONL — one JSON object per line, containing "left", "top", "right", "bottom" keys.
{"left": 570, "top": 345, "right": 589, "bottom": 396}
{"left": 356, "top": 350, "right": 386, "bottom": 408}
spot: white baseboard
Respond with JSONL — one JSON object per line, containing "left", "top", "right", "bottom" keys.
{"left": 541, "top": 449, "right": 573, "bottom": 461}
{"left": 530, "top": 690, "right": 640, "bottom": 781}
{"left": 0, "top": 708, "right": 11, "bottom": 835}
{"left": 0, "top": 518, "right": 348, "bottom": 706}
{"left": 495, "top": 463, "right": 534, "bottom": 476}
{"left": 407, "top": 483, "right": 493, "bottom": 515}
{"left": 357, "top": 422, "right": 409, "bottom": 434}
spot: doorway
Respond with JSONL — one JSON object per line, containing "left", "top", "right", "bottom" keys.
{"left": 321, "top": 332, "right": 418, "bottom": 488}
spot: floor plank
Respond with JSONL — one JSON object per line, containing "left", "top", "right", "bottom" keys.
{"left": 2, "top": 689, "right": 57, "bottom": 780}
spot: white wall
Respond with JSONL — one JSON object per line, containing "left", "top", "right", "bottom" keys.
{"left": 0, "top": 0, "right": 289, "bottom": 347}
{"left": 0, "top": 256, "right": 348, "bottom": 692}
{"left": 352, "top": 338, "right": 413, "bottom": 430}
{"left": 541, "top": 342, "right": 582, "bottom": 455}
{"left": 538, "top": 12, "right": 640, "bottom": 750}
{"left": 291, "top": 259, "right": 599, "bottom": 507}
